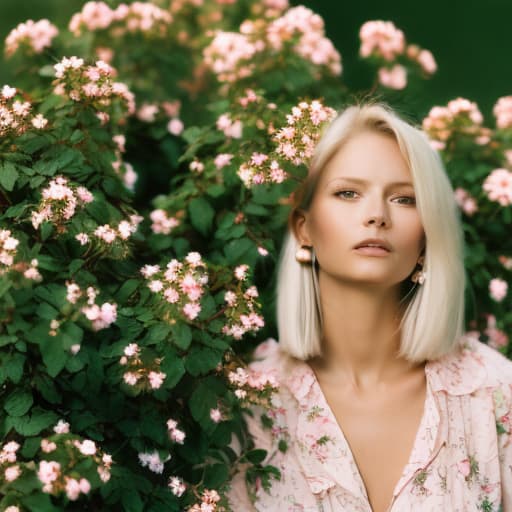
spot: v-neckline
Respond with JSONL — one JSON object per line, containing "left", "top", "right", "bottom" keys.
{"left": 305, "top": 362, "right": 440, "bottom": 511}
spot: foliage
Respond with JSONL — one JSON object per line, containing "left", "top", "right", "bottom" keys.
{"left": 0, "top": 1, "right": 510, "bottom": 511}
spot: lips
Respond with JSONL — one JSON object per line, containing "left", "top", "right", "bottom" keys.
{"left": 353, "top": 238, "right": 392, "bottom": 252}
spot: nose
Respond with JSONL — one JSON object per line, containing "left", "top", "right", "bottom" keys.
{"left": 365, "top": 215, "right": 388, "bottom": 227}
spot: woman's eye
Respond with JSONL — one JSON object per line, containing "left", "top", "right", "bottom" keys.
{"left": 336, "top": 190, "right": 358, "bottom": 199}
{"left": 394, "top": 196, "right": 416, "bottom": 205}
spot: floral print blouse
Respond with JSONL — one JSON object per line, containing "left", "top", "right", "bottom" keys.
{"left": 227, "top": 336, "right": 512, "bottom": 512}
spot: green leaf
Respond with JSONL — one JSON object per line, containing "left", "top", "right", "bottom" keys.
{"left": 203, "top": 463, "right": 229, "bottom": 487}
{"left": 0, "top": 161, "right": 19, "bottom": 191}
{"left": 189, "top": 379, "right": 222, "bottom": 426}
{"left": 21, "top": 492, "right": 60, "bottom": 512}
{"left": 145, "top": 323, "right": 172, "bottom": 344}
{"left": 115, "top": 279, "right": 140, "bottom": 303}
{"left": 170, "top": 322, "right": 192, "bottom": 350}
{"left": 4, "top": 388, "right": 33, "bottom": 417}
{"left": 121, "top": 488, "right": 144, "bottom": 512}
{"left": 160, "top": 354, "right": 185, "bottom": 389}
{"left": 6, "top": 353, "right": 25, "bottom": 383}
{"left": 8, "top": 407, "right": 58, "bottom": 436}
{"left": 244, "top": 449, "right": 268, "bottom": 464}
{"left": 189, "top": 197, "right": 215, "bottom": 236}
{"left": 21, "top": 436, "right": 42, "bottom": 458}
{"left": 184, "top": 346, "right": 222, "bottom": 376}
{"left": 40, "top": 222, "right": 54, "bottom": 241}
{"left": 223, "top": 238, "right": 255, "bottom": 264}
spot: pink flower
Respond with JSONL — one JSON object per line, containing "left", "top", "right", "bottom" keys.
{"left": 140, "top": 264, "right": 160, "bottom": 277}
{"left": 183, "top": 302, "right": 201, "bottom": 320}
{"left": 167, "top": 118, "right": 184, "bottom": 135}
{"left": 234, "top": 264, "right": 249, "bottom": 281}
{"left": 137, "top": 103, "right": 159, "bottom": 122}
{"left": 77, "top": 439, "right": 97, "bottom": 455}
{"left": 148, "top": 371, "right": 166, "bottom": 389}
{"left": 457, "top": 459, "right": 471, "bottom": 477}
{"left": 124, "top": 343, "right": 140, "bottom": 357}
{"left": 123, "top": 372, "right": 139, "bottom": 385}
{"left": 359, "top": 20, "right": 405, "bottom": 61}
{"left": 31, "top": 114, "right": 48, "bottom": 129}
{"left": 37, "top": 460, "right": 61, "bottom": 488}
{"left": 53, "top": 419, "right": 70, "bottom": 434}
{"left": 483, "top": 168, "right": 512, "bottom": 206}
{"left": 76, "top": 186, "right": 94, "bottom": 203}
{"left": 168, "top": 476, "right": 186, "bottom": 497}
{"left": 75, "top": 233, "right": 89, "bottom": 245}
{"left": 214, "top": 153, "right": 233, "bottom": 169}
{"left": 489, "top": 278, "right": 508, "bottom": 302}
{"left": 378, "top": 65, "right": 407, "bottom": 90}
{"left": 417, "top": 49, "right": 437, "bottom": 74}
{"left": 493, "top": 96, "right": 512, "bottom": 129}
{"left": 5, "top": 465, "right": 21, "bottom": 482}
{"left": 41, "top": 439, "right": 57, "bottom": 453}
{"left": 210, "top": 408, "right": 222, "bottom": 423}
{"left": 5, "top": 19, "right": 58, "bottom": 57}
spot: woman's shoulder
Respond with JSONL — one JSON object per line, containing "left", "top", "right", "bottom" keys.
{"left": 425, "top": 333, "right": 512, "bottom": 396}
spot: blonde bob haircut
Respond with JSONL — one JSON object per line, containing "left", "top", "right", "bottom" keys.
{"left": 277, "top": 102, "right": 466, "bottom": 363}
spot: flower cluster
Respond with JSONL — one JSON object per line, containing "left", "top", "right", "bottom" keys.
{"left": 75, "top": 214, "right": 143, "bottom": 249}
{"left": 227, "top": 361, "right": 278, "bottom": 407}
{"left": 274, "top": 100, "right": 337, "bottom": 165}
{"left": 31, "top": 176, "right": 93, "bottom": 231}
{"left": 359, "top": 20, "right": 437, "bottom": 90}
{"left": 150, "top": 209, "right": 180, "bottom": 235}
{"left": 69, "top": 1, "right": 172, "bottom": 38}
{"left": 0, "top": 229, "right": 19, "bottom": 273}
{"left": 120, "top": 343, "right": 167, "bottom": 390}
{"left": 222, "top": 265, "right": 264, "bottom": 339}
{"left": 204, "top": 5, "right": 341, "bottom": 84}
{"left": 483, "top": 168, "right": 512, "bottom": 207}
{"left": 4, "top": 19, "right": 58, "bottom": 57}
{"left": 166, "top": 419, "right": 186, "bottom": 444}
{"left": 138, "top": 450, "right": 170, "bottom": 474}
{"left": 187, "top": 488, "right": 221, "bottom": 512}
{"left": 237, "top": 100, "right": 335, "bottom": 187}
{"left": 422, "top": 98, "right": 485, "bottom": 150}
{"left": 359, "top": 20, "right": 405, "bottom": 61}
{"left": 0, "top": 85, "right": 48, "bottom": 139}
{"left": 168, "top": 475, "right": 187, "bottom": 498}
{"left": 2, "top": 421, "right": 113, "bottom": 501}
{"left": 65, "top": 281, "right": 117, "bottom": 332}
{"left": 237, "top": 153, "right": 286, "bottom": 187}
{"left": 454, "top": 187, "right": 478, "bottom": 216}
{"left": 53, "top": 56, "right": 135, "bottom": 123}
{"left": 141, "top": 252, "right": 208, "bottom": 322}
{"left": 493, "top": 96, "right": 512, "bottom": 129}
{"left": 266, "top": 6, "right": 342, "bottom": 75}
{"left": 204, "top": 31, "right": 261, "bottom": 84}
{"left": 1, "top": 441, "right": 21, "bottom": 485}
{"left": 216, "top": 113, "right": 243, "bottom": 139}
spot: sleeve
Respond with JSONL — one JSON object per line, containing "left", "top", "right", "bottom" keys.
{"left": 497, "top": 383, "right": 512, "bottom": 510}
{"left": 225, "top": 406, "right": 274, "bottom": 511}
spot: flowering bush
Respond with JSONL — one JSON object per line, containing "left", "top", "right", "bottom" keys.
{"left": 0, "top": 2, "right": 510, "bottom": 511}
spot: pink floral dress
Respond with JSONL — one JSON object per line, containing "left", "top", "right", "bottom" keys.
{"left": 227, "top": 336, "right": 512, "bottom": 511}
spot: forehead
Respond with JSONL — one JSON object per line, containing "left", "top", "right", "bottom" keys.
{"left": 318, "top": 130, "right": 412, "bottom": 187}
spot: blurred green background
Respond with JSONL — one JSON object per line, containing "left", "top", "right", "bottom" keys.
{"left": 1, "top": 0, "right": 511, "bottom": 118}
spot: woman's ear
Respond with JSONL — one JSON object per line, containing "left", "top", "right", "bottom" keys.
{"left": 291, "top": 209, "right": 312, "bottom": 246}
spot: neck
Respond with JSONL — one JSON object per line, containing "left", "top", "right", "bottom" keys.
{"left": 310, "top": 272, "right": 416, "bottom": 387}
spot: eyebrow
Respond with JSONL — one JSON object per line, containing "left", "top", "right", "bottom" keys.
{"left": 327, "top": 177, "right": 414, "bottom": 188}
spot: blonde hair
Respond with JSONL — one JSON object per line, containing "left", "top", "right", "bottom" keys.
{"left": 277, "top": 102, "right": 466, "bottom": 363}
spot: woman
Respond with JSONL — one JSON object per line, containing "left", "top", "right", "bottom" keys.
{"left": 227, "top": 103, "right": 512, "bottom": 511}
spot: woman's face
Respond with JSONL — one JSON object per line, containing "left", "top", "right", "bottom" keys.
{"left": 296, "top": 130, "right": 425, "bottom": 289}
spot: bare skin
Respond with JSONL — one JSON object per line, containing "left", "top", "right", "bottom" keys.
{"left": 309, "top": 354, "right": 426, "bottom": 512}
{"left": 294, "top": 131, "right": 428, "bottom": 511}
